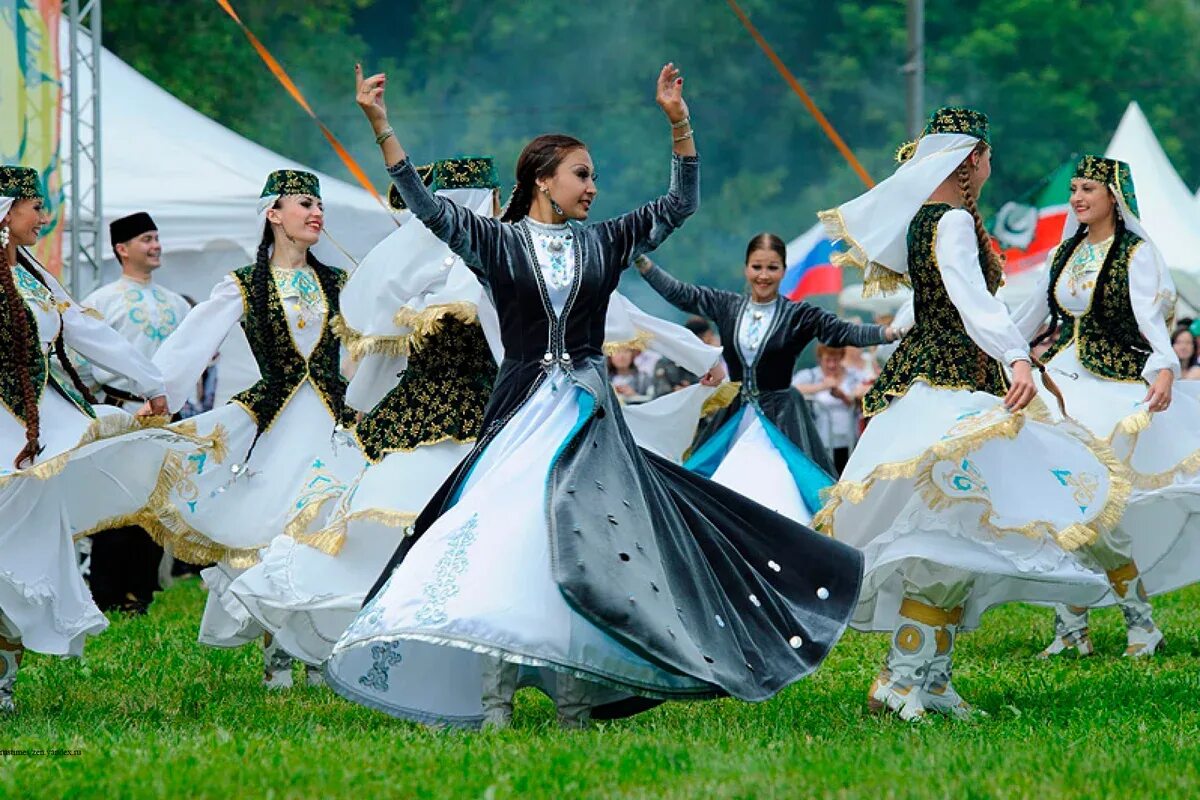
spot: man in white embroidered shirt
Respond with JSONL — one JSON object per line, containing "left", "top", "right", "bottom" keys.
{"left": 81, "top": 212, "right": 192, "bottom": 614}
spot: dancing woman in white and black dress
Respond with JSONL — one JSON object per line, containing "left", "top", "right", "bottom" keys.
{"left": 322, "top": 64, "right": 866, "bottom": 730}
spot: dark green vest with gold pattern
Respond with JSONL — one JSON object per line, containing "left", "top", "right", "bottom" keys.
{"left": 354, "top": 317, "right": 495, "bottom": 462}
{"left": 863, "top": 203, "right": 1007, "bottom": 416}
{"left": 230, "top": 265, "right": 353, "bottom": 434}
{"left": 1042, "top": 228, "right": 1152, "bottom": 382}
{"left": 1, "top": 265, "right": 94, "bottom": 425}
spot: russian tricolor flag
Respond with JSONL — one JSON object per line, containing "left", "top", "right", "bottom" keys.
{"left": 781, "top": 223, "right": 843, "bottom": 301}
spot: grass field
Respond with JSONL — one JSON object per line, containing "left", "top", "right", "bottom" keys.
{"left": 3, "top": 578, "right": 1200, "bottom": 799}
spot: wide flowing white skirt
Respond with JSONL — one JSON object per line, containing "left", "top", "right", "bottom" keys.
{"left": 0, "top": 389, "right": 217, "bottom": 655}
{"left": 223, "top": 382, "right": 725, "bottom": 665}
{"left": 324, "top": 373, "right": 708, "bottom": 725}
{"left": 816, "top": 382, "right": 1124, "bottom": 632}
{"left": 710, "top": 410, "right": 812, "bottom": 524}
{"left": 1042, "top": 343, "right": 1200, "bottom": 598}
{"left": 146, "top": 382, "right": 362, "bottom": 647}
{"left": 226, "top": 441, "right": 470, "bottom": 664}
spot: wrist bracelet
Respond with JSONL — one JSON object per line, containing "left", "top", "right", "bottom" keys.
{"left": 375, "top": 127, "right": 395, "bottom": 145}
{"left": 672, "top": 130, "right": 694, "bottom": 143}
{"left": 670, "top": 117, "right": 691, "bottom": 130}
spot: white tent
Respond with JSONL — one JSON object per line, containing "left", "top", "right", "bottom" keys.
{"left": 65, "top": 39, "right": 399, "bottom": 301}
{"left": 1106, "top": 102, "right": 1200, "bottom": 305}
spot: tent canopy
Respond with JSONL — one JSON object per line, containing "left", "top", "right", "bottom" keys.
{"left": 1106, "top": 101, "right": 1200, "bottom": 304}
{"left": 66, "top": 38, "right": 399, "bottom": 301}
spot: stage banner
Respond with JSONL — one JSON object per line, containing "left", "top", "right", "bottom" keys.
{"left": 1, "top": 0, "right": 63, "bottom": 273}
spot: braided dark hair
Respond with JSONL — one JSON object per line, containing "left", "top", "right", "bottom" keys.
{"left": 18, "top": 251, "right": 98, "bottom": 407}
{"left": 0, "top": 247, "right": 41, "bottom": 468}
{"left": 956, "top": 143, "right": 1004, "bottom": 291}
{"left": 1029, "top": 226, "right": 1087, "bottom": 354}
{"left": 241, "top": 207, "right": 341, "bottom": 463}
{"left": 500, "top": 134, "right": 587, "bottom": 223}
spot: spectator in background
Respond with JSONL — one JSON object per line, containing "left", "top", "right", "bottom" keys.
{"left": 651, "top": 315, "right": 720, "bottom": 395}
{"left": 608, "top": 347, "right": 654, "bottom": 404}
{"left": 1172, "top": 326, "right": 1200, "bottom": 379}
{"left": 793, "top": 343, "right": 871, "bottom": 473}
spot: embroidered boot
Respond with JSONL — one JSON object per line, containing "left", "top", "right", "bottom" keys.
{"left": 0, "top": 613, "right": 22, "bottom": 713}
{"left": 867, "top": 598, "right": 940, "bottom": 722}
{"left": 480, "top": 656, "right": 519, "bottom": 730}
{"left": 555, "top": 672, "right": 593, "bottom": 731}
{"left": 1038, "top": 604, "right": 1094, "bottom": 658}
{"left": 922, "top": 607, "right": 984, "bottom": 720}
{"left": 262, "top": 633, "right": 294, "bottom": 689}
{"left": 302, "top": 663, "right": 325, "bottom": 687}
{"left": 1108, "top": 563, "right": 1163, "bottom": 658}
{"left": 0, "top": 634, "right": 22, "bottom": 713}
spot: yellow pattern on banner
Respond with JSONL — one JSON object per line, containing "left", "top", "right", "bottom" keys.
{"left": 0, "top": 0, "right": 63, "bottom": 274}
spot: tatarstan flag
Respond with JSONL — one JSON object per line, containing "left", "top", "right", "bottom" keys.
{"left": 990, "top": 160, "right": 1074, "bottom": 275}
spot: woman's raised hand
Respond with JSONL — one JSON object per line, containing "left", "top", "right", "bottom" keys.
{"left": 355, "top": 63, "right": 389, "bottom": 127}
{"left": 655, "top": 63, "right": 689, "bottom": 124}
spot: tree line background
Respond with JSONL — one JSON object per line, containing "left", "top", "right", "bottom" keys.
{"left": 102, "top": 0, "right": 1200, "bottom": 299}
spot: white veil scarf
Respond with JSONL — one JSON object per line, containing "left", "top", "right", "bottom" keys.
{"left": 336, "top": 187, "right": 499, "bottom": 363}
{"left": 818, "top": 133, "right": 982, "bottom": 296}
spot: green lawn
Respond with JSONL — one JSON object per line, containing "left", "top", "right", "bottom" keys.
{"left": 3, "top": 578, "right": 1200, "bottom": 799}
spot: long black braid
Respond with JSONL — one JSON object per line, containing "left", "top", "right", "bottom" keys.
{"left": 241, "top": 213, "right": 342, "bottom": 464}
{"left": 1029, "top": 214, "right": 1126, "bottom": 352}
{"left": 19, "top": 250, "right": 99, "bottom": 406}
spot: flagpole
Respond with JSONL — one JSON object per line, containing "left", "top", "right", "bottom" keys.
{"left": 903, "top": 0, "right": 925, "bottom": 138}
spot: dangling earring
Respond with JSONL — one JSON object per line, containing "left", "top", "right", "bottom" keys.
{"left": 541, "top": 186, "right": 566, "bottom": 218}
{"left": 0, "top": 226, "right": 8, "bottom": 249}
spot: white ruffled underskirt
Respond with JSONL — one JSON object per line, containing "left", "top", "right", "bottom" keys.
{"left": 0, "top": 391, "right": 205, "bottom": 655}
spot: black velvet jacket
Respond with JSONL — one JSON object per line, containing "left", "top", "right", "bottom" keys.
{"left": 642, "top": 264, "right": 886, "bottom": 474}
{"left": 365, "top": 154, "right": 862, "bottom": 710}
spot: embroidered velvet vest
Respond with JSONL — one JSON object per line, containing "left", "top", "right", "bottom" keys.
{"left": 230, "top": 265, "right": 353, "bottom": 433}
{"left": 1042, "top": 229, "right": 1152, "bottom": 381}
{"left": 1, "top": 266, "right": 94, "bottom": 425}
{"left": 863, "top": 203, "right": 1007, "bottom": 416}
{"left": 354, "top": 317, "right": 495, "bottom": 462}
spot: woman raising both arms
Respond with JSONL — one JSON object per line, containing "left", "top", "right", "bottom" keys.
{"left": 322, "top": 63, "right": 864, "bottom": 730}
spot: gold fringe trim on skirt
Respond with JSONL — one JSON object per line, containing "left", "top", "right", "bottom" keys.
{"left": 292, "top": 507, "right": 419, "bottom": 557}
{"left": 0, "top": 413, "right": 217, "bottom": 490}
{"left": 332, "top": 301, "right": 481, "bottom": 361}
{"left": 1104, "top": 408, "right": 1200, "bottom": 490}
{"left": 72, "top": 424, "right": 265, "bottom": 568}
{"left": 602, "top": 331, "right": 654, "bottom": 356}
{"left": 813, "top": 401, "right": 1130, "bottom": 553}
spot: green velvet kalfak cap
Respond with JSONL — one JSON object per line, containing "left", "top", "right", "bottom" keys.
{"left": 261, "top": 169, "right": 321, "bottom": 198}
{"left": 922, "top": 106, "right": 990, "bottom": 145}
{"left": 0, "top": 166, "right": 44, "bottom": 200}
{"left": 1074, "top": 155, "right": 1138, "bottom": 218}
{"left": 388, "top": 157, "right": 499, "bottom": 211}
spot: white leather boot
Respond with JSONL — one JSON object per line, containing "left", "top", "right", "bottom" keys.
{"left": 1038, "top": 604, "right": 1094, "bottom": 658}
{"left": 262, "top": 634, "right": 294, "bottom": 689}
{"left": 1108, "top": 563, "right": 1163, "bottom": 658}
{"left": 868, "top": 598, "right": 941, "bottom": 722}
{"left": 922, "top": 607, "right": 984, "bottom": 720}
